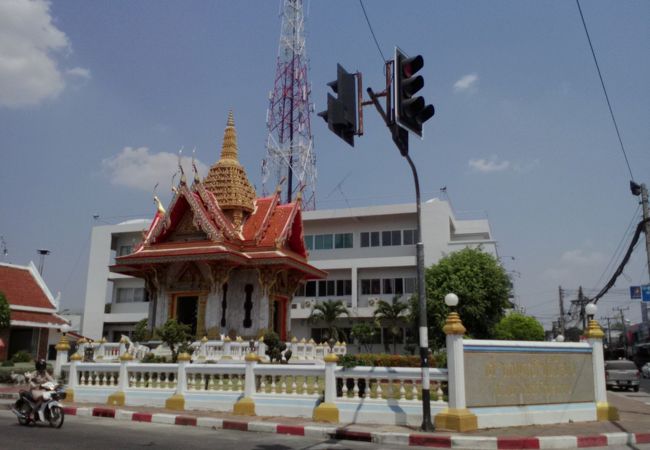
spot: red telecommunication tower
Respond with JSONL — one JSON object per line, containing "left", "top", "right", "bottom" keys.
{"left": 262, "top": 0, "right": 316, "bottom": 209}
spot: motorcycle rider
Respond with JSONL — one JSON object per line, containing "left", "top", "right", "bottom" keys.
{"left": 28, "top": 359, "right": 54, "bottom": 421}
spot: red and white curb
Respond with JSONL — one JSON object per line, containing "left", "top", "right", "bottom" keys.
{"left": 61, "top": 406, "right": 650, "bottom": 449}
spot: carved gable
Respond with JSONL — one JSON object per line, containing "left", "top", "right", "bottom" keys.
{"left": 167, "top": 211, "right": 210, "bottom": 242}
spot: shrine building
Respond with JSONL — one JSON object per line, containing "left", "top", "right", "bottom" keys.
{"left": 110, "top": 112, "right": 325, "bottom": 340}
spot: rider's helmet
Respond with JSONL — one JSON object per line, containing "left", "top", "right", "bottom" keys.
{"left": 35, "top": 359, "right": 46, "bottom": 372}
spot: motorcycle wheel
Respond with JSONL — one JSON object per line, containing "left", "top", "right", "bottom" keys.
{"left": 45, "top": 405, "right": 64, "bottom": 428}
{"left": 15, "top": 399, "right": 31, "bottom": 426}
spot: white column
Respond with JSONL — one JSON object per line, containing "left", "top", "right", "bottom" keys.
{"left": 95, "top": 338, "right": 106, "bottom": 360}
{"left": 351, "top": 266, "right": 358, "bottom": 309}
{"left": 175, "top": 357, "right": 189, "bottom": 397}
{"left": 117, "top": 357, "right": 131, "bottom": 392}
{"left": 67, "top": 357, "right": 79, "bottom": 390}
{"left": 243, "top": 354, "right": 257, "bottom": 398}
{"left": 446, "top": 332, "right": 466, "bottom": 409}
{"left": 589, "top": 337, "right": 607, "bottom": 404}
{"left": 323, "top": 356, "right": 337, "bottom": 404}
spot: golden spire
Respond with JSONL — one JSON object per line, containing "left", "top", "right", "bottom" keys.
{"left": 203, "top": 111, "right": 256, "bottom": 227}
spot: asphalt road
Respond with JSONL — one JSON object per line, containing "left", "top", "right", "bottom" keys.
{"left": 0, "top": 409, "right": 410, "bottom": 450}
{"left": 609, "top": 377, "right": 650, "bottom": 406}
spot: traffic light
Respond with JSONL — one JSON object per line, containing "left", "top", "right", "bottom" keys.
{"left": 318, "top": 64, "right": 357, "bottom": 147}
{"left": 394, "top": 47, "right": 435, "bottom": 137}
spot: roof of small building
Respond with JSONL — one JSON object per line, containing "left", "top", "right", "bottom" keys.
{"left": 0, "top": 262, "right": 57, "bottom": 310}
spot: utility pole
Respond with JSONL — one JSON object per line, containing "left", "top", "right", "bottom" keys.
{"left": 578, "top": 286, "right": 587, "bottom": 330}
{"left": 614, "top": 306, "right": 630, "bottom": 358}
{"left": 639, "top": 184, "right": 650, "bottom": 323}
{"left": 558, "top": 286, "right": 566, "bottom": 335}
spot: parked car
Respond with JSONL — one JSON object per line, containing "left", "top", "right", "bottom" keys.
{"left": 642, "top": 362, "right": 650, "bottom": 379}
{"left": 605, "top": 360, "right": 640, "bottom": 391}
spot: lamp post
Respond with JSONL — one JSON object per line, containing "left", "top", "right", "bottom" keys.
{"left": 586, "top": 303, "right": 597, "bottom": 322}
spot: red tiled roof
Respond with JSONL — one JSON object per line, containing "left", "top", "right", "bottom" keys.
{"left": 0, "top": 264, "right": 56, "bottom": 310}
{"left": 11, "top": 310, "right": 67, "bottom": 327}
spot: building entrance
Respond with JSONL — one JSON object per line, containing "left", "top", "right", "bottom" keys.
{"left": 175, "top": 295, "right": 198, "bottom": 336}
{"left": 270, "top": 296, "right": 287, "bottom": 341}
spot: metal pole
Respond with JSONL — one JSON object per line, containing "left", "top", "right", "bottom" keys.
{"left": 640, "top": 184, "right": 650, "bottom": 323}
{"left": 366, "top": 86, "right": 433, "bottom": 431}
{"left": 404, "top": 153, "right": 433, "bottom": 431}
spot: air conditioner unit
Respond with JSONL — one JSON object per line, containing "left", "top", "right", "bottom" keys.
{"left": 368, "top": 298, "right": 378, "bottom": 307}
{"left": 303, "top": 300, "right": 312, "bottom": 308}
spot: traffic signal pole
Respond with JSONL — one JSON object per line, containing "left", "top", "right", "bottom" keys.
{"left": 367, "top": 85, "right": 434, "bottom": 431}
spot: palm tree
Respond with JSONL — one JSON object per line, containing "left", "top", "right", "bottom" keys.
{"left": 374, "top": 296, "right": 410, "bottom": 353}
{"left": 308, "top": 300, "right": 349, "bottom": 342}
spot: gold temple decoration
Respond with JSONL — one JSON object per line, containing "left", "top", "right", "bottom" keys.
{"left": 203, "top": 111, "right": 256, "bottom": 228}
{"left": 584, "top": 319, "right": 605, "bottom": 339}
{"left": 443, "top": 312, "right": 466, "bottom": 335}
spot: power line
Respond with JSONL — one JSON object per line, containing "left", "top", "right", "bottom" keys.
{"left": 575, "top": 0, "right": 634, "bottom": 181}
{"left": 358, "top": 0, "right": 387, "bottom": 63}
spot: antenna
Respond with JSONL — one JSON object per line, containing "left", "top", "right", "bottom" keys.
{"left": 36, "top": 249, "right": 50, "bottom": 275}
{"left": 264, "top": 0, "right": 316, "bottom": 209}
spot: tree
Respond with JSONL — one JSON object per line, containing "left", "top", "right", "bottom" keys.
{"left": 308, "top": 300, "right": 349, "bottom": 342}
{"left": 132, "top": 319, "right": 150, "bottom": 342}
{"left": 351, "top": 321, "right": 378, "bottom": 353}
{"left": 492, "top": 312, "right": 544, "bottom": 341}
{"left": 0, "top": 291, "right": 10, "bottom": 330}
{"left": 414, "top": 247, "right": 511, "bottom": 349}
{"left": 374, "top": 297, "right": 410, "bottom": 353}
{"left": 154, "top": 319, "right": 192, "bottom": 362}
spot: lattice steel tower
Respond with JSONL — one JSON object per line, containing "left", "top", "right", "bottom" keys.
{"left": 262, "top": 0, "right": 316, "bottom": 208}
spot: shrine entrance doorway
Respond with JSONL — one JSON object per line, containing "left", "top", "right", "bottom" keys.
{"left": 172, "top": 294, "right": 198, "bottom": 337}
{"left": 270, "top": 296, "right": 288, "bottom": 341}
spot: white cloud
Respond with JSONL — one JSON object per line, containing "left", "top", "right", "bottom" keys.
{"left": 468, "top": 156, "right": 510, "bottom": 173}
{"left": 66, "top": 66, "right": 91, "bottom": 80}
{"left": 0, "top": 0, "right": 74, "bottom": 107}
{"left": 542, "top": 248, "right": 607, "bottom": 283}
{"left": 453, "top": 73, "right": 479, "bottom": 93}
{"left": 102, "top": 147, "right": 209, "bottom": 192}
{"left": 559, "top": 249, "right": 606, "bottom": 267}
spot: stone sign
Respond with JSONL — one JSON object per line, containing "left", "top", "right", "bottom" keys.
{"left": 464, "top": 350, "right": 595, "bottom": 407}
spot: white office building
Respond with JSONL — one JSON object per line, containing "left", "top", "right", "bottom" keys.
{"left": 81, "top": 199, "right": 496, "bottom": 351}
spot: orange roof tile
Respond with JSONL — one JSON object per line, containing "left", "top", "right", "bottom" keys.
{"left": 0, "top": 264, "right": 56, "bottom": 310}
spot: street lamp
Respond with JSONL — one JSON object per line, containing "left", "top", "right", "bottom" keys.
{"left": 585, "top": 303, "right": 597, "bottom": 321}
{"left": 445, "top": 293, "right": 459, "bottom": 308}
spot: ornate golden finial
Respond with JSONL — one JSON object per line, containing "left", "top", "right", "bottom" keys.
{"left": 177, "top": 352, "right": 192, "bottom": 362}
{"left": 201, "top": 336, "right": 208, "bottom": 343}
{"left": 443, "top": 312, "right": 466, "bottom": 335}
{"left": 203, "top": 111, "right": 256, "bottom": 228}
{"left": 55, "top": 335, "right": 70, "bottom": 352}
{"left": 585, "top": 319, "right": 605, "bottom": 339}
{"left": 70, "top": 352, "right": 82, "bottom": 361}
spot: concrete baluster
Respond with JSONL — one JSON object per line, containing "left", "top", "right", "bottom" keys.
{"left": 313, "top": 352, "right": 339, "bottom": 423}
{"left": 107, "top": 351, "right": 133, "bottom": 406}
{"left": 54, "top": 333, "right": 70, "bottom": 379}
{"left": 233, "top": 352, "right": 258, "bottom": 416}
{"left": 165, "top": 352, "right": 191, "bottom": 410}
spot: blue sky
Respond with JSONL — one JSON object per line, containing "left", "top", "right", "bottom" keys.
{"left": 0, "top": 0, "right": 648, "bottom": 328}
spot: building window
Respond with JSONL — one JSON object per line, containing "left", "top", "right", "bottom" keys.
{"left": 317, "top": 280, "right": 335, "bottom": 297}
{"left": 334, "top": 233, "right": 353, "bottom": 249}
{"left": 382, "top": 278, "right": 393, "bottom": 295}
{"left": 382, "top": 230, "right": 402, "bottom": 246}
{"left": 403, "top": 229, "right": 417, "bottom": 245}
{"left": 314, "top": 234, "right": 333, "bottom": 250}
{"left": 220, "top": 283, "right": 228, "bottom": 328}
{"left": 336, "top": 279, "right": 352, "bottom": 296}
{"left": 404, "top": 277, "right": 416, "bottom": 294}
{"left": 304, "top": 235, "right": 313, "bottom": 250}
{"left": 115, "top": 287, "right": 147, "bottom": 303}
{"left": 361, "top": 231, "right": 381, "bottom": 247}
{"left": 395, "top": 278, "right": 404, "bottom": 295}
{"left": 117, "top": 245, "right": 133, "bottom": 256}
{"left": 243, "top": 284, "right": 253, "bottom": 328}
{"left": 305, "top": 281, "right": 317, "bottom": 297}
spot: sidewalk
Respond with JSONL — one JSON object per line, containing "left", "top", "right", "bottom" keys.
{"left": 2, "top": 383, "right": 649, "bottom": 449}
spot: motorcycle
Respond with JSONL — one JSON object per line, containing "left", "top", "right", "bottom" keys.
{"left": 10, "top": 379, "right": 66, "bottom": 428}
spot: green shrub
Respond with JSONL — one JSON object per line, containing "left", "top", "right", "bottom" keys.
{"left": 141, "top": 353, "right": 167, "bottom": 363}
{"left": 1, "top": 360, "right": 14, "bottom": 367}
{"left": 339, "top": 353, "right": 440, "bottom": 369}
{"left": 10, "top": 350, "right": 33, "bottom": 363}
